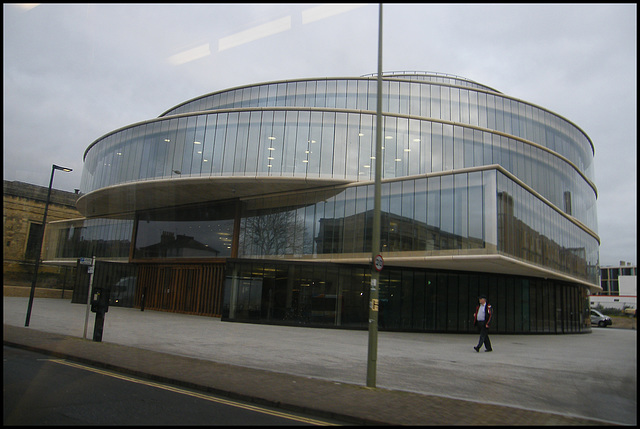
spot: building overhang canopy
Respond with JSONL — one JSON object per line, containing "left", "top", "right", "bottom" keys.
{"left": 269, "top": 253, "right": 601, "bottom": 294}
{"left": 76, "top": 176, "right": 351, "bottom": 217}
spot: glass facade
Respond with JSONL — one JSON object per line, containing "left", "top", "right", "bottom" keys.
{"left": 48, "top": 71, "right": 599, "bottom": 334}
{"left": 223, "top": 259, "right": 590, "bottom": 334}
{"left": 81, "top": 102, "right": 597, "bottom": 234}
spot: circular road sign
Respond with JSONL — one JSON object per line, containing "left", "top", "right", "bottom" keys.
{"left": 374, "top": 254, "right": 384, "bottom": 271}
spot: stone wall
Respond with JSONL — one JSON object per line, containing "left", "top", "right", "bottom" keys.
{"left": 3, "top": 180, "right": 82, "bottom": 286}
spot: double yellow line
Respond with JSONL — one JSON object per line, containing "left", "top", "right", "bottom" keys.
{"left": 50, "top": 359, "right": 339, "bottom": 426}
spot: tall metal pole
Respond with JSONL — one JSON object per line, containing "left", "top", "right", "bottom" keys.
{"left": 367, "top": 3, "right": 383, "bottom": 388}
{"left": 25, "top": 164, "right": 72, "bottom": 327}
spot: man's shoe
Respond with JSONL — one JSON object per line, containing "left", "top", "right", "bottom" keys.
{"left": 474, "top": 346, "right": 480, "bottom": 352}
{"left": 485, "top": 349, "right": 493, "bottom": 352}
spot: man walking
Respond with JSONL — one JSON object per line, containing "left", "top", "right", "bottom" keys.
{"left": 473, "top": 294, "right": 493, "bottom": 352}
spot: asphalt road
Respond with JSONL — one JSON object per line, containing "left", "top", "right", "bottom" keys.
{"left": 3, "top": 346, "right": 345, "bottom": 426}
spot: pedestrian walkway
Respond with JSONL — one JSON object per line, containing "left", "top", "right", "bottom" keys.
{"left": 3, "top": 297, "right": 636, "bottom": 425}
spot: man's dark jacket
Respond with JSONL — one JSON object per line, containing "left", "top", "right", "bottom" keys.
{"left": 474, "top": 303, "right": 493, "bottom": 327}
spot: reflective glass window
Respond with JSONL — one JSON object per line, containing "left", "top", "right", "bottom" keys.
{"left": 453, "top": 126, "right": 464, "bottom": 169}
{"left": 282, "top": 110, "right": 298, "bottom": 176}
{"left": 221, "top": 112, "right": 238, "bottom": 175}
{"left": 181, "top": 116, "right": 198, "bottom": 175}
{"left": 320, "top": 112, "right": 336, "bottom": 178}
{"left": 408, "top": 119, "right": 421, "bottom": 176}
{"left": 332, "top": 113, "right": 348, "bottom": 179}
{"left": 440, "top": 85, "right": 450, "bottom": 121}
{"left": 358, "top": 114, "right": 374, "bottom": 180}
{"left": 233, "top": 111, "right": 250, "bottom": 175}
{"left": 244, "top": 111, "right": 262, "bottom": 174}
{"left": 383, "top": 116, "right": 397, "bottom": 179}
{"left": 431, "top": 122, "right": 442, "bottom": 173}
{"left": 134, "top": 203, "right": 236, "bottom": 259}
{"left": 212, "top": 113, "right": 227, "bottom": 175}
{"left": 449, "top": 87, "right": 459, "bottom": 122}
{"left": 325, "top": 80, "right": 337, "bottom": 108}
{"left": 345, "top": 113, "right": 360, "bottom": 179}
{"left": 454, "top": 173, "right": 468, "bottom": 249}
{"left": 201, "top": 114, "right": 216, "bottom": 176}
{"left": 135, "top": 124, "right": 154, "bottom": 180}
{"left": 307, "top": 111, "right": 323, "bottom": 177}
{"left": 295, "top": 110, "right": 311, "bottom": 176}
{"left": 346, "top": 80, "right": 358, "bottom": 109}
{"left": 442, "top": 124, "right": 454, "bottom": 171}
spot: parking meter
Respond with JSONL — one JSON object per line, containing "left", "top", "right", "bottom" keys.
{"left": 90, "top": 286, "right": 110, "bottom": 342}
{"left": 90, "top": 287, "right": 109, "bottom": 314}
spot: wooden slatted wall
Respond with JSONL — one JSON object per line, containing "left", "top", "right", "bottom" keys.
{"left": 135, "top": 263, "right": 225, "bottom": 317}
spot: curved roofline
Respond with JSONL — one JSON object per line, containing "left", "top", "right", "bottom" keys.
{"left": 361, "top": 70, "right": 502, "bottom": 93}
{"left": 156, "top": 75, "right": 594, "bottom": 156}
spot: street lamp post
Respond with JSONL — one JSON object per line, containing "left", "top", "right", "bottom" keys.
{"left": 24, "top": 164, "right": 73, "bottom": 327}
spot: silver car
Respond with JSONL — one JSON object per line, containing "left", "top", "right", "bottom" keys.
{"left": 590, "top": 309, "right": 612, "bottom": 327}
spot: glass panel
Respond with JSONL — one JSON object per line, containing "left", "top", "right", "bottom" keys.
{"left": 295, "top": 110, "right": 311, "bottom": 176}
{"left": 245, "top": 111, "right": 262, "bottom": 174}
{"left": 463, "top": 127, "right": 474, "bottom": 168}
{"left": 332, "top": 113, "right": 347, "bottom": 179}
{"left": 212, "top": 113, "right": 227, "bottom": 175}
{"left": 454, "top": 173, "right": 468, "bottom": 250}
{"left": 171, "top": 117, "right": 187, "bottom": 175}
{"left": 468, "top": 171, "right": 484, "bottom": 248}
{"left": 430, "top": 85, "right": 441, "bottom": 120}
{"left": 325, "top": 80, "right": 336, "bottom": 108}
{"left": 134, "top": 202, "right": 235, "bottom": 259}
{"left": 383, "top": 116, "right": 396, "bottom": 179}
{"left": 401, "top": 180, "right": 414, "bottom": 251}
{"left": 201, "top": 116, "right": 215, "bottom": 176}
{"left": 191, "top": 115, "right": 207, "bottom": 175}
{"left": 269, "top": 111, "right": 286, "bottom": 176}
{"left": 408, "top": 119, "right": 421, "bottom": 176}
{"left": 335, "top": 80, "right": 347, "bottom": 109}
{"left": 426, "top": 176, "right": 440, "bottom": 250}
{"left": 233, "top": 111, "right": 250, "bottom": 175}
{"left": 442, "top": 124, "right": 454, "bottom": 171}
{"left": 345, "top": 113, "right": 360, "bottom": 179}
{"left": 469, "top": 90, "right": 478, "bottom": 126}
{"left": 440, "top": 86, "right": 450, "bottom": 121}
{"left": 450, "top": 87, "right": 459, "bottom": 122}
{"left": 399, "top": 82, "right": 410, "bottom": 115}
{"left": 130, "top": 125, "right": 146, "bottom": 183}
{"left": 346, "top": 80, "right": 358, "bottom": 109}
{"left": 414, "top": 178, "right": 427, "bottom": 251}
{"left": 342, "top": 187, "right": 357, "bottom": 253}
{"left": 221, "top": 113, "right": 238, "bottom": 175}
{"left": 388, "top": 181, "right": 402, "bottom": 252}
{"left": 306, "top": 111, "right": 323, "bottom": 177}
{"left": 431, "top": 122, "right": 442, "bottom": 172}
{"left": 320, "top": 112, "right": 336, "bottom": 178}
{"left": 440, "top": 175, "right": 454, "bottom": 249}
{"left": 138, "top": 125, "right": 152, "bottom": 179}
{"left": 453, "top": 126, "right": 464, "bottom": 170}
{"left": 281, "top": 110, "right": 298, "bottom": 176}
{"left": 358, "top": 114, "right": 374, "bottom": 180}
{"left": 315, "top": 80, "right": 326, "bottom": 107}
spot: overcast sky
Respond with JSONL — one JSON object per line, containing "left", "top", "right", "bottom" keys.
{"left": 3, "top": 3, "right": 636, "bottom": 266}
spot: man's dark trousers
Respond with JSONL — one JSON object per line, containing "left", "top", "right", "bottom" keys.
{"left": 476, "top": 324, "right": 492, "bottom": 351}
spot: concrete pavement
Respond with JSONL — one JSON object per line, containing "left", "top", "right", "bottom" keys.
{"left": 3, "top": 296, "right": 636, "bottom": 425}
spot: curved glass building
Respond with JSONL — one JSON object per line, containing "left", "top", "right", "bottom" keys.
{"left": 48, "top": 71, "right": 600, "bottom": 333}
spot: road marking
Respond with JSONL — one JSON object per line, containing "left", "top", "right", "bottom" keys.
{"left": 49, "top": 359, "right": 338, "bottom": 426}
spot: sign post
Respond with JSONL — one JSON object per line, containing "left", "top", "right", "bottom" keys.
{"left": 367, "top": 3, "right": 383, "bottom": 389}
